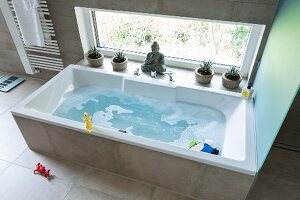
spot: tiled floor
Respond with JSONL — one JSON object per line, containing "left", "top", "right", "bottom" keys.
{"left": 247, "top": 147, "right": 300, "bottom": 200}
{"left": 0, "top": 72, "right": 299, "bottom": 200}
{"left": 0, "top": 73, "right": 195, "bottom": 200}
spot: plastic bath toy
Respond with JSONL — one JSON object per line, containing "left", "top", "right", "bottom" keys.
{"left": 34, "top": 163, "right": 51, "bottom": 178}
{"left": 188, "top": 140, "right": 219, "bottom": 155}
{"left": 82, "top": 112, "right": 93, "bottom": 133}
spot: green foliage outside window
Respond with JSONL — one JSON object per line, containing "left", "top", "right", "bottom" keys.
{"left": 96, "top": 11, "right": 251, "bottom": 67}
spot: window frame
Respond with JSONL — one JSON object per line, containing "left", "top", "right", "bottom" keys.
{"left": 88, "top": 9, "right": 265, "bottom": 77}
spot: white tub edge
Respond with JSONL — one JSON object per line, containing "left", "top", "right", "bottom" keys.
{"left": 11, "top": 64, "right": 257, "bottom": 175}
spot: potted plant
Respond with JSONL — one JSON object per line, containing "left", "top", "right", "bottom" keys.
{"left": 195, "top": 60, "right": 214, "bottom": 84}
{"left": 111, "top": 51, "right": 128, "bottom": 71}
{"left": 222, "top": 66, "right": 242, "bottom": 89}
{"left": 87, "top": 46, "right": 104, "bottom": 68}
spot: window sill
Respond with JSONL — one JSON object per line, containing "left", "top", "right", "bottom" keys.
{"left": 77, "top": 57, "right": 247, "bottom": 94}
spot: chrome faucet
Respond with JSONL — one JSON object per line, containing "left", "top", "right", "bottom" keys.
{"left": 163, "top": 71, "right": 175, "bottom": 82}
{"left": 134, "top": 68, "right": 140, "bottom": 76}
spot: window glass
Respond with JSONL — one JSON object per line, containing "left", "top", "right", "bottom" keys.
{"left": 95, "top": 10, "right": 251, "bottom": 67}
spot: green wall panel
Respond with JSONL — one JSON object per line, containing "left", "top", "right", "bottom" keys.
{"left": 254, "top": 0, "right": 300, "bottom": 171}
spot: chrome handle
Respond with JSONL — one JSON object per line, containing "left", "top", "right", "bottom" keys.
{"left": 163, "top": 71, "right": 175, "bottom": 82}
{"left": 134, "top": 68, "right": 140, "bottom": 76}
{"left": 168, "top": 74, "right": 174, "bottom": 82}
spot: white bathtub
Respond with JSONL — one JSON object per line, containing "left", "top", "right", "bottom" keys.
{"left": 12, "top": 64, "right": 257, "bottom": 175}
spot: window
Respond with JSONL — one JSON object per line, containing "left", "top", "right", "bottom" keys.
{"left": 89, "top": 9, "right": 264, "bottom": 77}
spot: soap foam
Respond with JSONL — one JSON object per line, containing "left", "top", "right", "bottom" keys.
{"left": 93, "top": 105, "right": 133, "bottom": 128}
{"left": 53, "top": 86, "right": 226, "bottom": 152}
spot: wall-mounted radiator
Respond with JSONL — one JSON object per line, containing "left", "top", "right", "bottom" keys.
{"left": 5, "top": 0, "right": 64, "bottom": 73}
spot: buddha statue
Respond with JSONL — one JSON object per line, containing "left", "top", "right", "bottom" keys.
{"left": 141, "top": 41, "right": 166, "bottom": 74}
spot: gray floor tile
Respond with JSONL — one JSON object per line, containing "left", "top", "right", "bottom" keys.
{"left": 0, "top": 164, "right": 72, "bottom": 200}
{"left": 15, "top": 149, "right": 86, "bottom": 183}
{"left": 0, "top": 111, "right": 27, "bottom": 162}
{"left": 247, "top": 170, "right": 300, "bottom": 200}
{"left": 65, "top": 185, "right": 125, "bottom": 200}
{"left": 0, "top": 104, "right": 10, "bottom": 116}
{"left": 44, "top": 123, "right": 120, "bottom": 173}
{"left": 0, "top": 78, "right": 44, "bottom": 106}
{"left": 77, "top": 167, "right": 154, "bottom": 200}
{"left": 262, "top": 147, "right": 300, "bottom": 179}
{"left": 0, "top": 96, "right": 19, "bottom": 107}
{"left": 0, "top": 159, "right": 10, "bottom": 175}
{"left": 117, "top": 143, "right": 205, "bottom": 196}
{"left": 195, "top": 166, "right": 254, "bottom": 200}
{"left": 152, "top": 187, "right": 197, "bottom": 200}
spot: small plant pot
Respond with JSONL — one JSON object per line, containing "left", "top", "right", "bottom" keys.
{"left": 111, "top": 57, "right": 128, "bottom": 71}
{"left": 222, "top": 73, "right": 242, "bottom": 89}
{"left": 87, "top": 53, "right": 104, "bottom": 68}
{"left": 195, "top": 68, "right": 214, "bottom": 84}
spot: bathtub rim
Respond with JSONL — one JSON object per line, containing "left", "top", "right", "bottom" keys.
{"left": 11, "top": 64, "right": 257, "bottom": 175}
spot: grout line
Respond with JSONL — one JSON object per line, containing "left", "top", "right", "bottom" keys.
{"left": 4, "top": 147, "right": 196, "bottom": 199}
{"left": 231, "top": 1, "right": 237, "bottom": 22}
{"left": 76, "top": 165, "right": 198, "bottom": 200}
{"left": 151, "top": 186, "right": 200, "bottom": 200}
{"left": 12, "top": 162, "right": 36, "bottom": 171}
{"left": 12, "top": 149, "right": 87, "bottom": 184}
{"left": 0, "top": 105, "right": 12, "bottom": 117}
{"left": 273, "top": 142, "right": 300, "bottom": 149}
{"left": 12, "top": 162, "right": 73, "bottom": 183}
{"left": 62, "top": 182, "right": 75, "bottom": 200}
{"left": 272, "top": 144, "right": 300, "bottom": 153}
{"left": 231, "top": 0, "right": 278, "bottom": 6}
{"left": 74, "top": 165, "right": 157, "bottom": 196}
{"left": 149, "top": 186, "right": 156, "bottom": 200}
{"left": 6, "top": 163, "right": 75, "bottom": 200}
{"left": 72, "top": 164, "right": 89, "bottom": 185}
{"left": 0, "top": 161, "right": 13, "bottom": 176}
{"left": 12, "top": 147, "right": 28, "bottom": 164}
{"left": 64, "top": 183, "right": 130, "bottom": 200}
{"left": 0, "top": 158, "right": 13, "bottom": 163}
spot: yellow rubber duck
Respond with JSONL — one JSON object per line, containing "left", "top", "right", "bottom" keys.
{"left": 82, "top": 112, "right": 93, "bottom": 133}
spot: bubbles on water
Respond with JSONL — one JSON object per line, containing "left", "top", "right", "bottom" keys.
{"left": 93, "top": 111, "right": 113, "bottom": 127}
{"left": 105, "top": 105, "right": 133, "bottom": 114}
{"left": 53, "top": 86, "right": 226, "bottom": 152}
{"left": 93, "top": 105, "right": 133, "bottom": 128}
{"left": 55, "top": 87, "right": 101, "bottom": 114}
{"left": 172, "top": 121, "right": 224, "bottom": 149}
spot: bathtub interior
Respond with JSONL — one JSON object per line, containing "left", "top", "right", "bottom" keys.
{"left": 24, "top": 66, "right": 246, "bottom": 161}
{"left": 25, "top": 68, "right": 123, "bottom": 114}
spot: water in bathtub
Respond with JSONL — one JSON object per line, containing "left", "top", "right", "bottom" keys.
{"left": 53, "top": 86, "right": 226, "bottom": 153}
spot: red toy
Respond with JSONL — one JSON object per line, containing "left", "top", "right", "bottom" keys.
{"left": 33, "top": 163, "right": 51, "bottom": 178}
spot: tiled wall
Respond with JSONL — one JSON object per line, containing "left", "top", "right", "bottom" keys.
{"left": 0, "top": 8, "right": 59, "bottom": 80}
{"left": 275, "top": 91, "right": 300, "bottom": 149}
{"left": 46, "top": 0, "right": 278, "bottom": 81}
{"left": 247, "top": 92, "right": 299, "bottom": 200}
{"left": 0, "top": 10, "right": 25, "bottom": 75}
{"left": 0, "top": 0, "right": 278, "bottom": 80}
{"left": 253, "top": 0, "right": 299, "bottom": 170}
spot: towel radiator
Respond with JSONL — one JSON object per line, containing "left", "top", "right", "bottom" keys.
{"left": 6, "top": 0, "right": 64, "bottom": 72}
